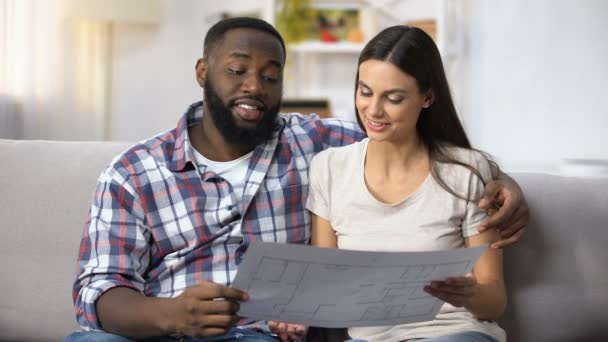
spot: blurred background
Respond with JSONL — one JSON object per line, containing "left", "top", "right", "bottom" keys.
{"left": 1, "top": 0, "right": 607, "bottom": 177}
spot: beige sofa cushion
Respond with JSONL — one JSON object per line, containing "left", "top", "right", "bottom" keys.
{"left": 0, "top": 139, "right": 132, "bottom": 342}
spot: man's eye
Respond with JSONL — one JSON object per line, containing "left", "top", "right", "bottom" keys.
{"left": 263, "top": 75, "right": 278, "bottom": 82}
{"left": 227, "top": 68, "right": 244, "bottom": 75}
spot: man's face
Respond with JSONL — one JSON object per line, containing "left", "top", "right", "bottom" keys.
{"left": 200, "top": 28, "right": 284, "bottom": 146}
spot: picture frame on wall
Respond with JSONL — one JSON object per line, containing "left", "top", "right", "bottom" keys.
{"left": 308, "top": 1, "right": 362, "bottom": 43}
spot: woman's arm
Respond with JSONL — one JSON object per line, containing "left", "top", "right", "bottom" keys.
{"left": 424, "top": 229, "right": 506, "bottom": 320}
{"left": 463, "top": 229, "right": 506, "bottom": 319}
{"left": 311, "top": 213, "right": 338, "bottom": 248}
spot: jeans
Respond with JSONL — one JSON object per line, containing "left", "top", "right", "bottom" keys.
{"left": 347, "top": 331, "right": 498, "bottom": 342}
{"left": 415, "top": 331, "right": 498, "bottom": 342}
{"left": 64, "top": 328, "right": 279, "bottom": 342}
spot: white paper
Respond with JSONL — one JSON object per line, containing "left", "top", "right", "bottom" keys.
{"left": 232, "top": 242, "right": 487, "bottom": 328}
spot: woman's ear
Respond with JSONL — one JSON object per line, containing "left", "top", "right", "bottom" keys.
{"left": 423, "top": 90, "right": 435, "bottom": 108}
{"left": 195, "top": 58, "right": 207, "bottom": 88}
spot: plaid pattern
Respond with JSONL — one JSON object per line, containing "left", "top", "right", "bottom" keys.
{"left": 73, "top": 101, "right": 364, "bottom": 331}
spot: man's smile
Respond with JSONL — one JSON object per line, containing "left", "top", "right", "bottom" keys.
{"left": 232, "top": 98, "right": 265, "bottom": 122}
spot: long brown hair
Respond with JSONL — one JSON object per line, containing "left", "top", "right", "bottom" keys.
{"left": 355, "top": 25, "right": 499, "bottom": 201}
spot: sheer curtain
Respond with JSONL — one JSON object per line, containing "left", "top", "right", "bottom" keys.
{"left": 0, "top": 0, "right": 110, "bottom": 140}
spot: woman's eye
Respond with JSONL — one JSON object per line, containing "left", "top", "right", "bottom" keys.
{"left": 387, "top": 97, "right": 404, "bottom": 104}
{"left": 359, "top": 89, "right": 372, "bottom": 96}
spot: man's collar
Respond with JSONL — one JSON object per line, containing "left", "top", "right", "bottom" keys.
{"left": 167, "top": 101, "right": 284, "bottom": 172}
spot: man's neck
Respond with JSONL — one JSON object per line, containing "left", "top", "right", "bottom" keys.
{"left": 188, "top": 114, "right": 254, "bottom": 162}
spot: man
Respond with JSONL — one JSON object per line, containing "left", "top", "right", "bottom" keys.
{"left": 66, "top": 17, "right": 529, "bottom": 342}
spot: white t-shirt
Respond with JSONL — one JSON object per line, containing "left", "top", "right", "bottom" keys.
{"left": 188, "top": 133, "right": 253, "bottom": 200}
{"left": 305, "top": 138, "right": 505, "bottom": 342}
{"left": 191, "top": 147, "right": 253, "bottom": 198}
{"left": 187, "top": 132, "right": 253, "bottom": 241}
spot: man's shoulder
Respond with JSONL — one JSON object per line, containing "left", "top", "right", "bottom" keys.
{"left": 278, "top": 112, "right": 364, "bottom": 145}
{"left": 104, "top": 128, "right": 177, "bottom": 179}
{"left": 279, "top": 112, "right": 354, "bottom": 129}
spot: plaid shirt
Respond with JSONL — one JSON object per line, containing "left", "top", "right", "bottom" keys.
{"left": 73, "top": 101, "right": 364, "bottom": 331}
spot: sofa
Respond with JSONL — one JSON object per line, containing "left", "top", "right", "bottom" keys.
{"left": 1, "top": 138, "right": 607, "bottom": 342}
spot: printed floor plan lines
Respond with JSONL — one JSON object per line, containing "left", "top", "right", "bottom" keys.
{"left": 233, "top": 242, "right": 486, "bottom": 327}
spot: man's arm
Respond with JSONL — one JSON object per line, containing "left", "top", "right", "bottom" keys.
{"left": 478, "top": 170, "right": 530, "bottom": 248}
{"left": 97, "top": 283, "right": 247, "bottom": 339}
{"left": 73, "top": 170, "right": 247, "bottom": 338}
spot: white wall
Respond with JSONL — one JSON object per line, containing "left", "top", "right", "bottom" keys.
{"left": 461, "top": 0, "right": 608, "bottom": 173}
{"left": 109, "top": 0, "right": 441, "bottom": 139}
{"left": 109, "top": 0, "right": 272, "bottom": 141}
{"left": 107, "top": 0, "right": 608, "bottom": 176}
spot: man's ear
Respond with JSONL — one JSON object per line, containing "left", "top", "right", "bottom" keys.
{"left": 423, "top": 90, "right": 435, "bottom": 108}
{"left": 195, "top": 58, "right": 207, "bottom": 88}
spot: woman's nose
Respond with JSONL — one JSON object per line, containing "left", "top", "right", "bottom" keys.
{"left": 366, "top": 97, "right": 384, "bottom": 117}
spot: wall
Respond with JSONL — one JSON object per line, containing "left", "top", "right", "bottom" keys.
{"left": 109, "top": 0, "right": 272, "bottom": 141}
{"left": 109, "top": 0, "right": 440, "bottom": 139}
{"left": 461, "top": 0, "right": 608, "bottom": 173}
{"left": 107, "top": 0, "right": 608, "bottom": 176}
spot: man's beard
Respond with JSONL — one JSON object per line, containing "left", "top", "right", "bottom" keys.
{"left": 203, "top": 78, "right": 281, "bottom": 147}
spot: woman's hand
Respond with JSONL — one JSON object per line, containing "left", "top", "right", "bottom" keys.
{"left": 267, "top": 321, "right": 307, "bottom": 342}
{"left": 424, "top": 275, "right": 478, "bottom": 308}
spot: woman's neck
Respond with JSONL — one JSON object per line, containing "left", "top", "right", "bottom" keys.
{"left": 366, "top": 135, "right": 429, "bottom": 178}
{"left": 363, "top": 135, "right": 430, "bottom": 204}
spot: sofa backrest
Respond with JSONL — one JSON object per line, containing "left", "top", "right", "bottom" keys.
{"left": 1, "top": 139, "right": 607, "bottom": 341}
{"left": 0, "top": 139, "right": 132, "bottom": 341}
{"left": 500, "top": 174, "right": 608, "bottom": 341}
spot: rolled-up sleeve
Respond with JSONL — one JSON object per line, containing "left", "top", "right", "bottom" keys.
{"left": 72, "top": 168, "right": 150, "bottom": 331}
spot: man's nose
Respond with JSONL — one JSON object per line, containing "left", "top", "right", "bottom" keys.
{"left": 241, "top": 73, "right": 262, "bottom": 95}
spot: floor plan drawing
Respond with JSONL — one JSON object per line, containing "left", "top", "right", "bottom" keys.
{"left": 232, "top": 242, "right": 486, "bottom": 328}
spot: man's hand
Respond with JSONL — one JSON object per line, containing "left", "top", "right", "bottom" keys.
{"left": 268, "top": 321, "right": 307, "bottom": 342}
{"left": 479, "top": 175, "right": 530, "bottom": 248}
{"left": 169, "top": 281, "right": 249, "bottom": 338}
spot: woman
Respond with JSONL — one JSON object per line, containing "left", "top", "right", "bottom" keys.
{"left": 271, "top": 25, "right": 506, "bottom": 342}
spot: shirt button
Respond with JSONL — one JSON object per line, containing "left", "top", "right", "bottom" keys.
{"left": 235, "top": 251, "right": 244, "bottom": 265}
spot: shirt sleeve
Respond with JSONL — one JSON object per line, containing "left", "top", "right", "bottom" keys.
{"left": 305, "top": 150, "right": 332, "bottom": 220}
{"left": 288, "top": 113, "right": 366, "bottom": 151}
{"left": 72, "top": 167, "right": 150, "bottom": 331}
{"left": 318, "top": 117, "right": 366, "bottom": 149}
{"left": 462, "top": 151, "right": 494, "bottom": 237}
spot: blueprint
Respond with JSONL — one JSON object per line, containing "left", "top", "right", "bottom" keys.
{"left": 232, "top": 242, "right": 487, "bottom": 328}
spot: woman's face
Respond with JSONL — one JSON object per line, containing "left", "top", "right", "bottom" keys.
{"left": 356, "top": 60, "right": 432, "bottom": 143}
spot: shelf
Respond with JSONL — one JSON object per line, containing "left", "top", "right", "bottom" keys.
{"left": 289, "top": 41, "right": 365, "bottom": 54}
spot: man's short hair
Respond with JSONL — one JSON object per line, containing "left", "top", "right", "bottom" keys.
{"left": 203, "top": 17, "right": 286, "bottom": 62}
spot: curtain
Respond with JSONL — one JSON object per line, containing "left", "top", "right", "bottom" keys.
{"left": 0, "top": 0, "right": 110, "bottom": 140}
